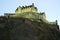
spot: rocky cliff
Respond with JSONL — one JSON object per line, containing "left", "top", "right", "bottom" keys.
{"left": 0, "top": 16, "right": 59, "bottom": 40}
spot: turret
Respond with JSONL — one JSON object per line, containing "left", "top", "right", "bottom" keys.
{"left": 32, "top": 3, "right": 34, "bottom": 7}
{"left": 31, "top": 3, "right": 38, "bottom": 13}
{"left": 15, "top": 6, "right": 22, "bottom": 14}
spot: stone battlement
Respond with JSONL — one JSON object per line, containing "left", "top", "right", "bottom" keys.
{"left": 15, "top": 3, "right": 37, "bottom": 14}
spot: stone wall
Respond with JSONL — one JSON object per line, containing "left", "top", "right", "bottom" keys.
{"left": 15, "top": 3, "right": 37, "bottom": 14}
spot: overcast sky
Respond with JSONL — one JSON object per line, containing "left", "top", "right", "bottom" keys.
{"left": 0, "top": 0, "right": 60, "bottom": 28}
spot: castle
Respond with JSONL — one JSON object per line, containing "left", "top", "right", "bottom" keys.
{"left": 15, "top": 3, "right": 37, "bottom": 14}
{"left": 0, "top": 3, "right": 60, "bottom": 40}
{"left": 4, "top": 3, "right": 57, "bottom": 25}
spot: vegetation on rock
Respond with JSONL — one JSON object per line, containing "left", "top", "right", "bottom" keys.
{"left": 0, "top": 17, "right": 59, "bottom": 40}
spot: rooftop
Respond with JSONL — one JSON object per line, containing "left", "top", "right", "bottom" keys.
{"left": 15, "top": 3, "right": 37, "bottom": 11}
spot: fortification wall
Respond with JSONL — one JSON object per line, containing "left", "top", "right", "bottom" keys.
{"left": 15, "top": 7, "right": 37, "bottom": 14}
{"left": 22, "top": 7, "right": 32, "bottom": 13}
{"left": 4, "top": 12, "right": 57, "bottom": 25}
{"left": 15, "top": 3, "right": 37, "bottom": 14}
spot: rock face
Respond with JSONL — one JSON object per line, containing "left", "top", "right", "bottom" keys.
{"left": 0, "top": 17, "right": 59, "bottom": 40}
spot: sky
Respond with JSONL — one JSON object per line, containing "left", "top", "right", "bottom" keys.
{"left": 0, "top": 0, "right": 60, "bottom": 28}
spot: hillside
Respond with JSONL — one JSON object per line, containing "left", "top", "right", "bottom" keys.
{"left": 0, "top": 16, "right": 60, "bottom": 40}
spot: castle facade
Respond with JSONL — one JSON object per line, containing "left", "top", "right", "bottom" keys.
{"left": 4, "top": 3, "right": 57, "bottom": 25}
{"left": 15, "top": 3, "right": 37, "bottom": 14}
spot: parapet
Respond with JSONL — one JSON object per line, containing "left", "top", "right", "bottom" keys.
{"left": 15, "top": 3, "right": 38, "bottom": 13}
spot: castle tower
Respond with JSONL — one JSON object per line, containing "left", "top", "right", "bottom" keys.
{"left": 32, "top": 3, "right": 34, "bottom": 7}
{"left": 31, "top": 3, "right": 37, "bottom": 13}
{"left": 15, "top": 6, "right": 22, "bottom": 14}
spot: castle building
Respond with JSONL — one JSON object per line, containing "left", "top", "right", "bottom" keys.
{"left": 4, "top": 3, "right": 57, "bottom": 25}
{"left": 15, "top": 3, "right": 37, "bottom": 14}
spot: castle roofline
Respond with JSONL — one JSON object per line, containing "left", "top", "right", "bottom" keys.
{"left": 15, "top": 3, "right": 37, "bottom": 11}
{"left": 21, "top": 5, "right": 37, "bottom": 9}
{"left": 21, "top": 3, "right": 34, "bottom": 9}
